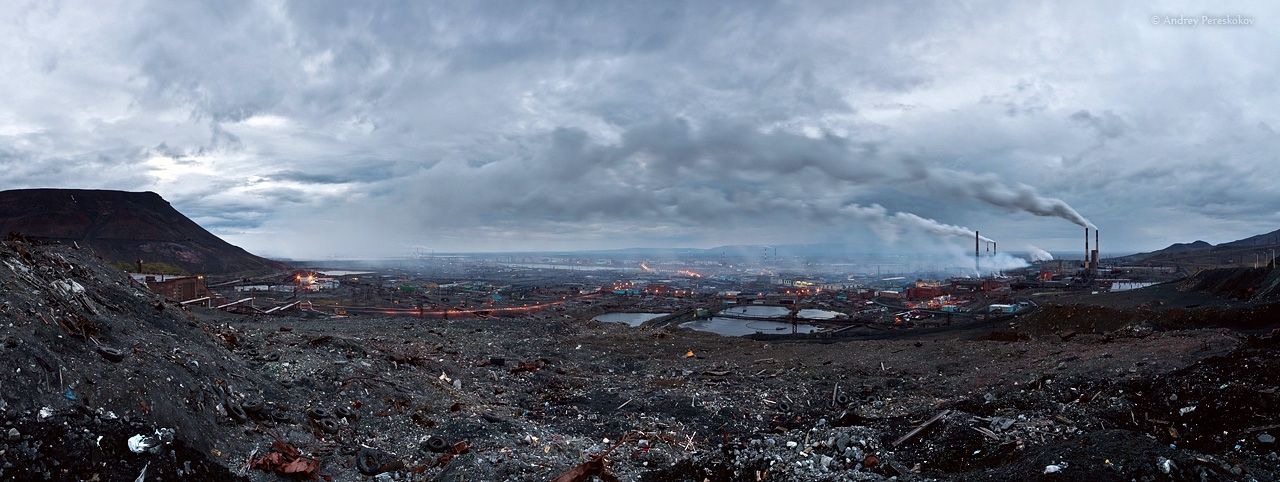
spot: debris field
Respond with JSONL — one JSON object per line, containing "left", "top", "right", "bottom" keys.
{"left": 2, "top": 236, "right": 1279, "bottom": 481}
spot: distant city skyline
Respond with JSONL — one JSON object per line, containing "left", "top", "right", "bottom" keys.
{"left": 2, "top": 1, "right": 1276, "bottom": 259}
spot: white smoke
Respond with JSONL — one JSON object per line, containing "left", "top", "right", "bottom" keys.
{"left": 842, "top": 204, "right": 992, "bottom": 244}
{"left": 976, "top": 252, "right": 1032, "bottom": 275}
{"left": 906, "top": 164, "right": 1095, "bottom": 229}
{"left": 1026, "top": 245, "right": 1053, "bottom": 261}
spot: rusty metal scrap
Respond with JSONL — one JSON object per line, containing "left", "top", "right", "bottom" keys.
{"left": 550, "top": 434, "right": 630, "bottom": 482}
{"left": 251, "top": 440, "right": 321, "bottom": 480}
{"left": 509, "top": 360, "right": 542, "bottom": 374}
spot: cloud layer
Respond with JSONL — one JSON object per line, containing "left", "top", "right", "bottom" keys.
{"left": 1, "top": 1, "right": 1277, "bottom": 258}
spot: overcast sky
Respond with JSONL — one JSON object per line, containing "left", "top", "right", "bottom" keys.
{"left": 2, "top": 1, "right": 1277, "bottom": 259}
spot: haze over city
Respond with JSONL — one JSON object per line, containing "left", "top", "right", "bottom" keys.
{"left": 2, "top": 1, "right": 1275, "bottom": 260}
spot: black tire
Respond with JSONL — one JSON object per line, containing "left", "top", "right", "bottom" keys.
{"left": 424, "top": 436, "right": 448, "bottom": 453}
{"left": 270, "top": 408, "right": 292, "bottom": 423}
{"left": 226, "top": 402, "right": 248, "bottom": 423}
{"left": 263, "top": 351, "right": 281, "bottom": 362}
{"left": 97, "top": 347, "right": 125, "bottom": 363}
{"left": 836, "top": 394, "right": 850, "bottom": 405}
{"left": 356, "top": 448, "right": 383, "bottom": 475}
{"left": 317, "top": 417, "right": 339, "bottom": 434}
{"left": 241, "top": 399, "right": 266, "bottom": 414}
{"left": 336, "top": 406, "right": 359, "bottom": 421}
{"left": 307, "top": 407, "right": 333, "bottom": 419}
{"left": 777, "top": 401, "right": 791, "bottom": 412}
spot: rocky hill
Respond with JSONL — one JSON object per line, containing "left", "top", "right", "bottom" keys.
{"left": 1119, "top": 229, "right": 1280, "bottom": 269}
{"left": 0, "top": 188, "right": 288, "bottom": 275}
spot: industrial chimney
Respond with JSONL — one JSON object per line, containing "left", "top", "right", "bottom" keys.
{"left": 1085, "top": 227, "right": 1090, "bottom": 270}
{"left": 1091, "top": 230, "right": 1100, "bottom": 270}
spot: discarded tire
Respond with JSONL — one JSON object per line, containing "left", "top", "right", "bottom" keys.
{"left": 836, "top": 394, "right": 850, "bottom": 405}
{"left": 225, "top": 402, "right": 248, "bottom": 423}
{"left": 97, "top": 346, "right": 125, "bottom": 363}
{"left": 424, "top": 436, "right": 448, "bottom": 453}
{"left": 262, "top": 351, "right": 281, "bottom": 362}
{"left": 270, "top": 408, "right": 292, "bottom": 423}
{"left": 356, "top": 448, "right": 384, "bottom": 475}
{"left": 336, "top": 406, "right": 359, "bottom": 421}
{"left": 307, "top": 407, "right": 333, "bottom": 419}
{"left": 777, "top": 401, "right": 791, "bottom": 412}
{"left": 241, "top": 399, "right": 266, "bottom": 414}
{"left": 316, "top": 417, "right": 339, "bottom": 434}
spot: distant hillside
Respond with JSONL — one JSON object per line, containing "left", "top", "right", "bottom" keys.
{"left": 1218, "top": 228, "right": 1280, "bottom": 248}
{"left": 0, "top": 189, "right": 289, "bottom": 274}
{"left": 1153, "top": 240, "right": 1213, "bottom": 255}
{"left": 1120, "top": 229, "right": 1279, "bottom": 269}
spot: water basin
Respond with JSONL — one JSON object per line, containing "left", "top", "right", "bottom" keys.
{"left": 592, "top": 312, "right": 669, "bottom": 326}
{"left": 680, "top": 317, "right": 821, "bottom": 337}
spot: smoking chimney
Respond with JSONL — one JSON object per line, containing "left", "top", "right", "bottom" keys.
{"left": 1091, "top": 229, "right": 1100, "bottom": 270}
{"left": 1085, "top": 227, "right": 1090, "bottom": 269}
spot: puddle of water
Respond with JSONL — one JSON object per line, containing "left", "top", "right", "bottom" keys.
{"left": 592, "top": 312, "right": 670, "bottom": 326}
{"left": 680, "top": 317, "right": 820, "bottom": 336}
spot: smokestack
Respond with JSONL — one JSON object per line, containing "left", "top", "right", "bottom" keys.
{"left": 1085, "top": 227, "right": 1090, "bottom": 269}
{"left": 1094, "top": 229, "right": 1100, "bottom": 269}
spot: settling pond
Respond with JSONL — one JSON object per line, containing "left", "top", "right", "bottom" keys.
{"left": 719, "top": 306, "right": 845, "bottom": 319}
{"left": 591, "top": 312, "right": 669, "bottom": 326}
{"left": 679, "top": 317, "right": 821, "bottom": 336}
{"left": 593, "top": 306, "right": 840, "bottom": 336}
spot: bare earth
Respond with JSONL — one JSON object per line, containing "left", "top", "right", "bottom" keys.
{"left": 2, "top": 239, "right": 1278, "bottom": 481}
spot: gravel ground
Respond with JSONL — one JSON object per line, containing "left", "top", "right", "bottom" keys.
{"left": 2, "top": 237, "right": 1279, "bottom": 481}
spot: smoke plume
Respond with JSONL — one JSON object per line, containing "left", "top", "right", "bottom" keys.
{"left": 906, "top": 164, "right": 1095, "bottom": 229}
{"left": 1026, "top": 245, "right": 1053, "bottom": 261}
{"left": 842, "top": 204, "right": 992, "bottom": 243}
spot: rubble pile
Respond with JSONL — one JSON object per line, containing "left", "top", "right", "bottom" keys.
{"left": 0, "top": 234, "right": 244, "bottom": 479}
{"left": 2, "top": 236, "right": 1280, "bottom": 481}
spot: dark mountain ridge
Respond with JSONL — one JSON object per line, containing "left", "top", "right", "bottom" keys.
{"left": 0, "top": 188, "right": 288, "bottom": 274}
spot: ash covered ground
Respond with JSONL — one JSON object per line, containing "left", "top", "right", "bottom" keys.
{"left": 3, "top": 237, "right": 1280, "bottom": 481}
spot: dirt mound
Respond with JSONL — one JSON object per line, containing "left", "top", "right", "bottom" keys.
{"left": 1017, "top": 298, "right": 1280, "bottom": 338}
{"left": 1117, "top": 334, "right": 1280, "bottom": 455}
{"left": 1013, "top": 304, "right": 1159, "bottom": 337}
{"left": 1178, "top": 266, "right": 1280, "bottom": 302}
{"left": 0, "top": 188, "right": 289, "bottom": 275}
{"left": 0, "top": 235, "right": 256, "bottom": 479}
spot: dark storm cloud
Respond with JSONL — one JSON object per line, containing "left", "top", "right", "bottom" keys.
{"left": 268, "top": 161, "right": 399, "bottom": 185}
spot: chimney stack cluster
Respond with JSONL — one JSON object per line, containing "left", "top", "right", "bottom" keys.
{"left": 1085, "top": 228, "right": 1100, "bottom": 272}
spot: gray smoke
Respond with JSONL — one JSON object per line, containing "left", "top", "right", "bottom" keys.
{"left": 905, "top": 164, "right": 1095, "bottom": 229}
{"left": 842, "top": 204, "right": 993, "bottom": 243}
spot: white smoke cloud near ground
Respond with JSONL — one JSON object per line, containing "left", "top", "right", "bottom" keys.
{"left": 1027, "top": 246, "right": 1054, "bottom": 262}
{"left": 935, "top": 244, "right": 1030, "bottom": 277}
